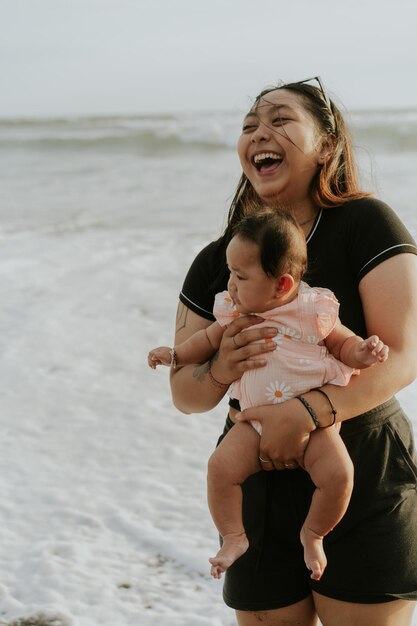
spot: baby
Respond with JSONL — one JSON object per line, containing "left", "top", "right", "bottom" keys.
{"left": 148, "top": 210, "right": 388, "bottom": 580}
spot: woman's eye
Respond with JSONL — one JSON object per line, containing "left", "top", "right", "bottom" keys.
{"left": 272, "top": 117, "right": 288, "bottom": 125}
{"left": 242, "top": 124, "right": 257, "bottom": 132}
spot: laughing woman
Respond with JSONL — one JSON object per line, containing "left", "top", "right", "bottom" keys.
{"left": 170, "top": 78, "right": 417, "bottom": 626}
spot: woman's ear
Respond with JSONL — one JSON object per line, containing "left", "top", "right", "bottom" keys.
{"left": 276, "top": 273, "right": 295, "bottom": 296}
{"left": 318, "top": 134, "right": 336, "bottom": 164}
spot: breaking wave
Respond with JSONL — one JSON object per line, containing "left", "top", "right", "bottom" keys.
{"left": 1, "top": 108, "right": 417, "bottom": 153}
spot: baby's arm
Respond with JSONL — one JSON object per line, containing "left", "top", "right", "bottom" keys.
{"left": 325, "top": 319, "right": 389, "bottom": 369}
{"left": 148, "top": 321, "right": 224, "bottom": 369}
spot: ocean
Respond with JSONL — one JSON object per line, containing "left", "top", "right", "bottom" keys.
{"left": 2, "top": 108, "right": 417, "bottom": 234}
{"left": 0, "top": 109, "right": 417, "bottom": 625}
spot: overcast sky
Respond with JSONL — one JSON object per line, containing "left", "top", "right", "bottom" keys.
{"left": 2, "top": 0, "right": 417, "bottom": 118}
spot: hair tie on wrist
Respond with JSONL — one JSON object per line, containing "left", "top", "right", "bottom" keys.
{"left": 312, "top": 388, "right": 337, "bottom": 427}
{"left": 208, "top": 361, "right": 229, "bottom": 389}
{"left": 295, "top": 395, "right": 319, "bottom": 429}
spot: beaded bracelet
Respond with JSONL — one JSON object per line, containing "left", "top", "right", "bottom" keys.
{"left": 169, "top": 348, "right": 178, "bottom": 369}
{"left": 208, "top": 361, "right": 229, "bottom": 389}
{"left": 312, "top": 388, "right": 337, "bottom": 427}
{"left": 295, "top": 395, "right": 319, "bottom": 429}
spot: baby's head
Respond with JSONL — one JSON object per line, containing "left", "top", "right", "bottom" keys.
{"left": 233, "top": 209, "right": 307, "bottom": 280}
{"left": 226, "top": 210, "right": 307, "bottom": 314}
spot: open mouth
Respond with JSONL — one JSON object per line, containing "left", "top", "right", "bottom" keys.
{"left": 253, "top": 152, "right": 283, "bottom": 171}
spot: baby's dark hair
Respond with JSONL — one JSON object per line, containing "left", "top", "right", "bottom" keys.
{"left": 232, "top": 209, "right": 307, "bottom": 281}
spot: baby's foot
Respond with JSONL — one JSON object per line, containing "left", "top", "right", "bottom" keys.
{"left": 209, "top": 532, "right": 249, "bottom": 579}
{"left": 300, "top": 525, "right": 327, "bottom": 581}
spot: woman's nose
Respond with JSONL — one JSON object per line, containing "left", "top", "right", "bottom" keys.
{"left": 251, "top": 121, "right": 271, "bottom": 143}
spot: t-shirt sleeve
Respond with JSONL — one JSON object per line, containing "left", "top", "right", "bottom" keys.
{"left": 179, "top": 241, "right": 224, "bottom": 321}
{"left": 346, "top": 198, "right": 417, "bottom": 281}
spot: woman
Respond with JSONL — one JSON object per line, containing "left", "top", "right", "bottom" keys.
{"left": 170, "top": 77, "right": 417, "bottom": 625}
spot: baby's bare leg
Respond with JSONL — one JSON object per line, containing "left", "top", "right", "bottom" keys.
{"left": 207, "top": 421, "right": 261, "bottom": 579}
{"left": 301, "top": 426, "right": 354, "bottom": 581}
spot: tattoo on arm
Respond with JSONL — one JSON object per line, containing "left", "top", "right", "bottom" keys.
{"left": 193, "top": 360, "right": 210, "bottom": 383}
{"left": 176, "top": 303, "right": 188, "bottom": 333}
{"left": 193, "top": 351, "right": 220, "bottom": 383}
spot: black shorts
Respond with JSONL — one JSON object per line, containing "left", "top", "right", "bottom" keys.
{"left": 219, "top": 397, "right": 417, "bottom": 610}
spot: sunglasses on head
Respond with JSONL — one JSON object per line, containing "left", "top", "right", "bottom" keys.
{"left": 259, "top": 76, "right": 332, "bottom": 114}
{"left": 288, "top": 76, "right": 332, "bottom": 111}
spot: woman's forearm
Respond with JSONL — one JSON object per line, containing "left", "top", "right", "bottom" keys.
{"left": 237, "top": 347, "right": 416, "bottom": 467}
{"left": 170, "top": 362, "right": 228, "bottom": 414}
{"left": 305, "top": 347, "right": 417, "bottom": 426}
{"left": 170, "top": 304, "right": 225, "bottom": 413}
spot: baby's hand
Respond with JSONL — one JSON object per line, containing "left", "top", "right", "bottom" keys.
{"left": 148, "top": 346, "right": 172, "bottom": 369}
{"left": 356, "top": 335, "right": 389, "bottom": 366}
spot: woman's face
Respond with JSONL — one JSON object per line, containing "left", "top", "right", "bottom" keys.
{"left": 237, "top": 89, "right": 324, "bottom": 208}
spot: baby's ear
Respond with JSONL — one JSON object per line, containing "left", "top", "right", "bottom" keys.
{"left": 276, "top": 273, "right": 295, "bottom": 296}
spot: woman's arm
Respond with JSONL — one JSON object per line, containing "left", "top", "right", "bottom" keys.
{"left": 170, "top": 302, "right": 279, "bottom": 414}
{"left": 170, "top": 303, "right": 221, "bottom": 414}
{"left": 320, "top": 252, "right": 417, "bottom": 417}
{"left": 174, "top": 321, "right": 224, "bottom": 366}
{"left": 237, "top": 254, "right": 417, "bottom": 467}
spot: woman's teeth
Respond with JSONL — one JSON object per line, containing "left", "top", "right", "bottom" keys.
{"left": 253, "top": 152, "right": 283, "bottom": 170}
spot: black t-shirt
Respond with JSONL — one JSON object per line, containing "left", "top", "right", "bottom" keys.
{"left": 180, "top": 197, "right": 417, "bottom": 338}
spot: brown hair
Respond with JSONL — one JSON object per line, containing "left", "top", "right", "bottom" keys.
{"left": 225, "top": 80, "right": 370, "bottom": 237}
{"left": 232, "top": 209, "right": 307, "bottom": 281}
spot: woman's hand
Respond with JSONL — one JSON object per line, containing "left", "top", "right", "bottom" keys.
{"left": 236, "top": 399, "right": 314, "bottom": 471}
{"left": 209, "top": 315, "right": 278, "bottom": 385}
{"left": 170, "top": 303, "right": 276, "bottom": 414}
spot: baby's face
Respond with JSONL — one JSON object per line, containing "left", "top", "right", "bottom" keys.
{"left": 226, "top": 235, "right": 280, "bottom": 313}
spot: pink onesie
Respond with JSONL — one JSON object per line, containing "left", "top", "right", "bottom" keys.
{"left": 213, "top": 282, "right": 358, "bottom": 430}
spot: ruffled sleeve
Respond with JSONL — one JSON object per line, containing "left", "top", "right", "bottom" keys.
{"left": 313, "top": 287, "right": 341, "bottom": 340}
{"left": 213, "top": 291, "right": 241, "bottom": 327}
